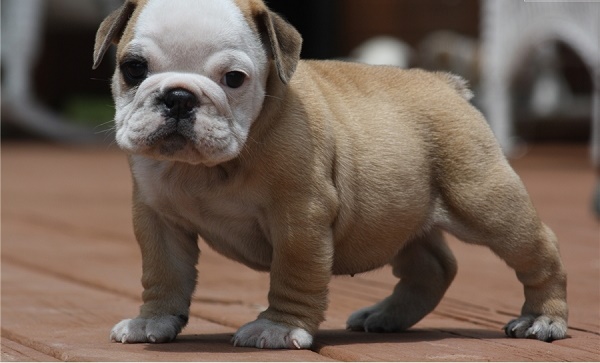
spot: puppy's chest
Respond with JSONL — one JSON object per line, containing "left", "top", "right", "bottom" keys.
{"left": 132, "top": 158, "right": 272, "bottom": 268}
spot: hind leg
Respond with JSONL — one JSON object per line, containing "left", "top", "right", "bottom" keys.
{"left": 347, "top": 228, "right": 457, "bottom": 332}
{"left": 450, "top": 220, "right": 567, "bottom": 341}
{"left": 502, "top": 224, "right": 568, "bottom": 341}
{"left": 439, "top": 165, "right": 568, "bottom": 341}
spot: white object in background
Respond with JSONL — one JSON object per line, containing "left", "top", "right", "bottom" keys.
{"left": 1, "top": 0, "right": 120, "bottom": 143}
{"left": 480, "top": 0, "right": 600, "bottom": 164}
{"left": 351, "top": 36, "right": 415, "bottom": 69}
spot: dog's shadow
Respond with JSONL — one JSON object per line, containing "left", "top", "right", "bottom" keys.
{"left": 142, "top": 328, "right": 507, "bottom": 355}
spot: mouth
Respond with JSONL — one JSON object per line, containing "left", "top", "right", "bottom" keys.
{"left": 119, "top": 113, "right": 242, "bottom": 166}
{"left": 157, "top": 133, "right": 189, "bottom": 155}
{"left": 146, "top": 119, "right": 197, "bottom": 156}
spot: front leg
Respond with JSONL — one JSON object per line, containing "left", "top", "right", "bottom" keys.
{"left": 233, "top": 198, "right": 335, "bottom": 349}
{"left": 111, "top": 197, "right": 199, "bottom": 344}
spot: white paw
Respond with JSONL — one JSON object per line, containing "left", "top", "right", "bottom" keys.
{"left": 232, "top": 319, "right": 313, "bottom": 349}
{"left": 110, "top": 316, "right": 185, "bottom": 344}
{"left": 504, "top": 315, "right": 567, "bottom": 342}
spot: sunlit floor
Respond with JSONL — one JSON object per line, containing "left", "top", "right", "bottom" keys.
{"left": 2, "top": 142, "right": 598, "bottom": 361}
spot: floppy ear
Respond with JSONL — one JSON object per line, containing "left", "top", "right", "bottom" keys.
{"left": 93, "top": 2, "right": 136, "bottom": 70}
{"left": 256, "top": 9, "right": 303, "bottom": 84}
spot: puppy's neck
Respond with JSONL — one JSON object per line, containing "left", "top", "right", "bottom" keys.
{"left": 245, "top": 62, "right": 293, "bottom": 149}
{"left": 129, "top": 154, "right": 243, "bottom": 188}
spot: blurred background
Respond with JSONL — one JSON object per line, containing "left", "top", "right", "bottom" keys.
{"left": 1, "top": 0, "right": 598, "bottom": 166}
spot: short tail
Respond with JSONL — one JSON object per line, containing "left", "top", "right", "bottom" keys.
{"left": 434, "top": 72, "right": 474, "bottom": 101}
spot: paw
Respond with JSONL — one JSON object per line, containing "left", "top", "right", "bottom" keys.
{"left": 504, "top": 315, "right": 567, "bottom": 342}
{"left": 110, "top": 315, "right": 185, "bottom": 343}
{"left": 347, "top": 301, "right": 413, "bottom": 333}
{"left": 232, "top": 319, "right": 313, "bottom": 349}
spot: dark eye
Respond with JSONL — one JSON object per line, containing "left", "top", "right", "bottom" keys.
{"left": 222, "top": 71, "right": 246, "bottom": 89}
{"left": 120, "top": 60, "right": 148, "bottom": 86}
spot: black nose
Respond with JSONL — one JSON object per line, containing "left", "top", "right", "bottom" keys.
{"left": 163, "top": 88, "right": 199, "bottom": 120}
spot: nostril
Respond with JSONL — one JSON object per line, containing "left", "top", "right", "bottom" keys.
{"left": 163, "top": 88, "right": 199, "bottom": 118}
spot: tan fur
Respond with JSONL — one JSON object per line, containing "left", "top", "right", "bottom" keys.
{"left": 93, "top": 0, "right": 147, "bottom": 70}
{"left": 96, "top": 0, "right": 568, "bottom": 347}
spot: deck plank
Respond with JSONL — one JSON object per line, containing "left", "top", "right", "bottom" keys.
{"left": 2, "top": 143, "right": 599, "bottom": 361}
{"left": 1, "top": 261, "right": 333, "bottom": 362}
{"left": 1, "top": 338, "right": 60, "bottom": 362}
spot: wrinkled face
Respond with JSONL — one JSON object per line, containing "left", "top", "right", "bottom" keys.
{"left": 112, "top": 0, "right": 269, "bottom": 166}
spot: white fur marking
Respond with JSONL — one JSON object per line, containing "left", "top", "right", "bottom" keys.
{"left": 114, "top": 0, "right": 269, "bottom": 165}
{"left": 136, "top": 0, "right": 256, "bottom": 68}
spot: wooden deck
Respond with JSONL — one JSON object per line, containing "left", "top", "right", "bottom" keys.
{"left": 2, "top": 143, "right": 599, "bottom": 361}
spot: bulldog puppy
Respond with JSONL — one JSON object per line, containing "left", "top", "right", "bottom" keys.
{"left": 93, "top": 0, "right": 568, "bottom": 349}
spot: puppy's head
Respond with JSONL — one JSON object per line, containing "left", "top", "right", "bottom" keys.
{"left": 93, "top": 0, "right": 302, "bottom": 166}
